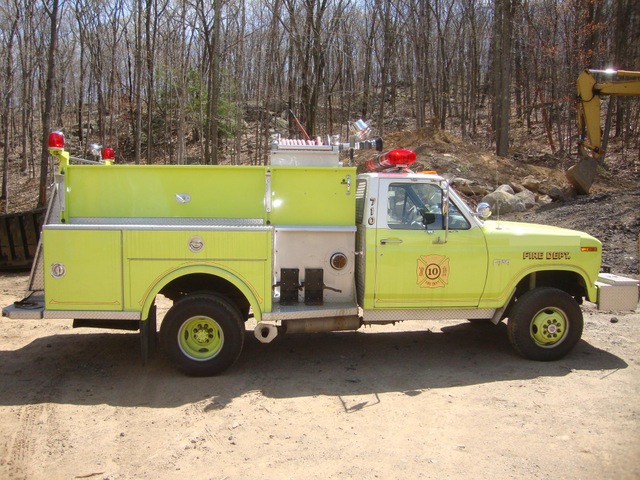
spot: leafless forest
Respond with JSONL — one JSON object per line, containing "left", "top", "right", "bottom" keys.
{"left": 1, "top": 0, "right": 639, "bottom": 210}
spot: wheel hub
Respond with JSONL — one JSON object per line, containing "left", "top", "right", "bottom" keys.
{"left": 530, "top": 308, "right": 567, "bottom": 346}
{"left": 179, "top": 316, "right": 224, "bottom": 361}
{"left": 192, "top": 323, "right": 214, "bottom": 344}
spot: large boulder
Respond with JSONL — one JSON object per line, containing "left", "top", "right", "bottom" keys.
{"left": 539, "top": 183, "right": 576, "bottom": 201}
{"left": 481, "top": 190, "right": 526, "bottom": 214}
{"left": 515, "top": 188, "right": 536, "bottom": 209}
{"left": 522, "top": 175, "right": 542, "bottom": 192}
{"left": 495, "top": 184, "right": 515, "bottom": 195}
{"left": 509, "top": 182, "right": 525, "bottom": 194}
{"left": 450, "top": 177, "right": 490, "bottom": 196}
{"left": 537, "top": 194, "right": 553, "bottom": 205}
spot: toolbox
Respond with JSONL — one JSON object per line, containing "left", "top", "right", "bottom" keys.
{"left": 596, "top": 273, "right": 639, "bottom": 311}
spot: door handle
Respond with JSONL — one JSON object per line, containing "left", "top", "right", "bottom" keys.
{"left": 380, "top": 238, "right": 403, "bottom": 245}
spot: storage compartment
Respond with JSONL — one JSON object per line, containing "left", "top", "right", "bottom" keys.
{"left": 43, "top": 228, "right": 123, "bottom": 311}
{"left": 596, "top": 273, "right": 639, "bottom": 311}
{"left": 272, "top": 227, "right": 355, "bottom": 304}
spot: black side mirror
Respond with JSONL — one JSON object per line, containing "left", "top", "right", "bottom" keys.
{"left": 419, "top": 208, "right": 436, "bottom": 226}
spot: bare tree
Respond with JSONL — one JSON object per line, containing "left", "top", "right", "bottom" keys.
{"left": 491, "top": 0, "right": 515, "bottom": 157}
{"left": 17, "top": 0, "right": 37, "bottom": 175}
{"left": 134, "top": 0, "right": 143, "bottom": 164}
{"left": 196, "top": 0, "right": 222, "bottom": 165}
{"left": 1, "top": 8, "right": 20, "bottom": 207}
{"left": 38, "top": 0, "right": 61, "bottom": 208}
{"left": 360, "top": 1, "right": 376, "bottom": 120}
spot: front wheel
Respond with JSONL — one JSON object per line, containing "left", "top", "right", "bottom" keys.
{"left": 160, "top": 294, "right": 244, "bottom": 376}
{"left": 507, "top": 287, "right": 583, "bottom": 361}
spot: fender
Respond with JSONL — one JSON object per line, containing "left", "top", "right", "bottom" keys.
{"left": 138, "top": 263, "right": 266, "bottom": 323}
{"left": 480, "top": 263, "right": 598, "bottom": 309}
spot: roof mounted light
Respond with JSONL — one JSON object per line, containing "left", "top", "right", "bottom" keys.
{"left": 102, "top": 147, "right": 115, "bottom": 161}
{"left": 384, "top": 149, "right": 416, "bottom": 166}
{"left": 48, "top": 131, "right": 65, "bottom": 150}
{"left": 365, "top": 148, "right": 417, "bottom": 171}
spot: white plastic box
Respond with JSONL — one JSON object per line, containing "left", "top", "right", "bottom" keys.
{"left": 596, "top": 273, "right": 639, "bottom": 311}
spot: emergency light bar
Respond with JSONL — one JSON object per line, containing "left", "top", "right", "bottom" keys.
{"left": 385, "top": 149, "right": 416, "bottom": 165}
{"left": 365, "top": 149, "right": 416, "bottom": 171}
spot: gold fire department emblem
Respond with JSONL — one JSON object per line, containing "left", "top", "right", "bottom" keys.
{"left": 416, "top": 254, "right": 450, "bottom": 288}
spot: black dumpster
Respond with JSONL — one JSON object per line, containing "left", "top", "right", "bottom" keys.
{"left": 0, "top": 208, "right": 46, "bottom": 270}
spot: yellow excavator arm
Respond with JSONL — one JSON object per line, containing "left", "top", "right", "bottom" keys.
{"left": 568, "top": 69, "right": 640, "bottom": 194}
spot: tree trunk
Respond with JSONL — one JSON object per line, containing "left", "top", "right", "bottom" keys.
{"left": 133, "top": 0, "right": 143, "bottom": 164}
{"left": 234, "top": 0, "right": 246, "bottom": 165}
{"left": 38, "top": 0, "right": 60, "bottom": 208}
{"left": 2, "top": 19, "right": 19, "bottom": 207}
{"left": 210, "top": 0, "right": 221, "bottom": 165}
{"left": 145, "top": 0, "right": 155, "bottom": 164}
{"left": 491, "top": 0, "right": 514, "bottom": 157}
{"left": 175, "top": 0, "right": 188, "bottom": 165}
{"left": 361, "top": 15, "right": 375, "bottom": 120}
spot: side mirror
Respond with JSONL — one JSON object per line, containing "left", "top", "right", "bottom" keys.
{"left": 474, "top": 202, "right": 492, "bottom": 219}
{"left": 419, "top": 208, "right": 436, "bottom": 226}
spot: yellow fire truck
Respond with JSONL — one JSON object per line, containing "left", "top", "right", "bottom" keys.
{"left": 3, "top": 128, "right": 636, "bottom": 376}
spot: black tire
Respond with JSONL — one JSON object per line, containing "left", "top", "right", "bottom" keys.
{"left": 507, "top": 287, "right": 583, "bottom": 361}
{"left": 160, "top": 294, "right": 244, "bottom": 376}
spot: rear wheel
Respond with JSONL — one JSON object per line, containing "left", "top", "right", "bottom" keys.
{"left": 507, "top": 287, "right": 583, "bottom": 361}
{"left": 160, "top": 294, "right": 244, "bottom": 376}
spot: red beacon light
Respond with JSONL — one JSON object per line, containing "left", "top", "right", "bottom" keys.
{"left": 384, "top": 149, "right": 416, "bottom": 166}
{"left": 365, "top": 148, "right": 417, "bottom": 171}
{"left": 48, "top": 131, "right": 65, "bottom": 151}
{"left": 102, "top": 147, "right": 115, "bottom": 162}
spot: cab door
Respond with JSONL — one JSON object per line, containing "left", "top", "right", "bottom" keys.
{"left": 373, "top": 179, "right": 488, "bottom": 308}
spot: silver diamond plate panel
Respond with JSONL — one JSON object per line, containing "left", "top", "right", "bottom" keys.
{"left": 274, "top": 225, "right": 356, "bottom": 233}
{"left": 363, "top": 308, "right": 496, "bottom": 322}
{"left": 262, "top": 302, "right": 359, "bottom": 321}
{"left": 596, "top": 282, "right": 639, "bottom": 311}
{"left": 355, "top": 226, "right": 366, "bottom": 306}
{"left": 28, "top": 243, "right": 45, "bottom": 291}
{"left": 2, "top": 303, "right": 44, "bottom": 319}
{"left": 28, "top": 183, "right": 63, "bottom": 292}
{"left": 68, "top": 217, "right": 266, "bottom": 227}
{"left": 44, "top": 310, "right": 141, "bottom": 320}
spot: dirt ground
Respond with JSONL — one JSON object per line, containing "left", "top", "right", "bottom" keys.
{"left": 0, "top": 271, "right": 638, "bottom": 480}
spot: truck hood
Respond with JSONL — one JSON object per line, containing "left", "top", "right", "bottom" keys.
{"left": 481, "top": 219, "right": 601, "bottom": 245}
{"left": 481, "top": 218, "right": 601, "bottom": 281}
{"left": 479, "top": 219, "right": 602, "bottom": 303}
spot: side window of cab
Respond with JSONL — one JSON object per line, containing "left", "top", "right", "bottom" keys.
{"left": 447, "top": 202, "right": 471, "bottom": 230}
{"left": 386, "top": 182, "right": 470, "bottom": 230}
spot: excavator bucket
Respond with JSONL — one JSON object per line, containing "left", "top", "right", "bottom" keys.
{"left": 571, "top": 68, "right": 640, "bottom": 194}
{"left": 566, "top": 154, "right": 598, "bottom": 195}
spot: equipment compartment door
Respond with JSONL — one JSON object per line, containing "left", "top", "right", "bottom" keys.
{"left": 43, "top": 229, "right": 123, "bottom": 311}
{"left": 374, "top": 179, "right": 488, "bottom": 308}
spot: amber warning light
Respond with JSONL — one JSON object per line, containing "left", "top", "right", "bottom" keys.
{"left": 365, "top": 148, "right": 416, "bottom": 171}
{"left": 48, "top": 131, "right": 65, "bottom": 150}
